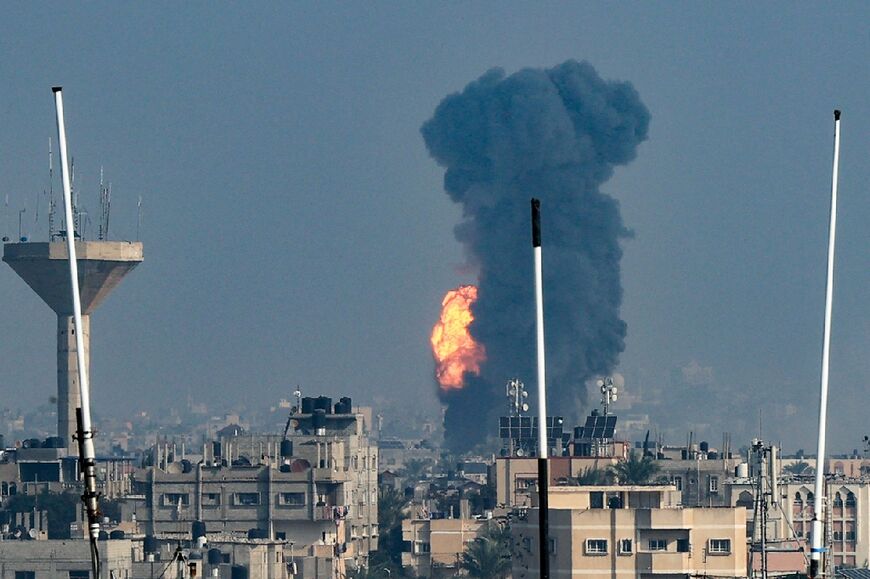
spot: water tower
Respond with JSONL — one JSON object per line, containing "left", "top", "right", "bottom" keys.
{"left": 3, "top": 240, "right": 143, "bottom": 451}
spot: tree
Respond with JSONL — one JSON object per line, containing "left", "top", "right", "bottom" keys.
{"left": 369, "top": 487, "right": 408, "bottom": 574}
{"left": 610, "top": 451, "right": 660, "bottom": 485}
{"left": 460, "top": 525, "right": 512, "bottom": 579}
{"left": 575, "top": 467, "right": 612, "bottom": 485}
{"left": 784, "top": 461, "right": 811, "bottom": 475}
{"left": 401, "top": 458, "right": 432, "bottom": 482}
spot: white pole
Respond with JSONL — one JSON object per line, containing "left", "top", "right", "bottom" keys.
{"left": 531, "top": 198, "right": 550, "bottom": 579}
{"left": 53, "top": 87, "right": 100, "bottom": 544}
{"left": 810, "top": 110, "right": 841, "bottom": 578}
{"left": 532, "top": 201, "right": 548, "bottom": 457}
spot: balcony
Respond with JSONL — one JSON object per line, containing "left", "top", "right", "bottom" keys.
{"left": 636, "top": 552, "right": 690, "bottom": 574}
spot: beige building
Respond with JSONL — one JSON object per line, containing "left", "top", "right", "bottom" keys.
{"left": 401, "top": 517, "right": 488, "bottom": 577}
{"left": 512, "top": 486, "right": 747, "bottom": 578}
{"left": 495, "top": 457, "right": 620, "bottom": 508}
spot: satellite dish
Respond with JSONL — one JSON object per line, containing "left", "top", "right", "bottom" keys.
{"left": 28, "top": 529, "right": 37, "bottom": 539}
{"left": 523, "top": 391, "right": 529, "bottom": 397}
{"left": 522, "top": 403, "right": 529, "bottom": 412}
{"left": 516, "top": 448, "right": 525, "bottom": 457}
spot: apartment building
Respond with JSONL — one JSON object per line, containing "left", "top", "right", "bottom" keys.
{"left": 124, "top": 397, "right": 378, "bottom": 577}
{"left": 401, "top": 517, "right": 488, "bottom": 577}
{"left": 512, "top": 486, "right": 747, "bottom": 578}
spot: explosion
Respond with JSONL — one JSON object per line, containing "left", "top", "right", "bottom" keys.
{"left": 430, "top": 285, "right": 486, "bottom": 391}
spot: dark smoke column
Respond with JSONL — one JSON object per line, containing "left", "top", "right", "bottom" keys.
{"left": 422, "top": 61, "right": 650, "bottom": 452}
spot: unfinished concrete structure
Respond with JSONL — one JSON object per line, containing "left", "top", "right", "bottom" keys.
{"left": 3, "top": 240, "right": 143, "bottom": 451}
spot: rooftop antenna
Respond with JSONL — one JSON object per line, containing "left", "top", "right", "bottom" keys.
{"left": 2, "top": 194, "right": 9, "bottom": 242}
{"left": 809, "top": 110, "right": 842, "bottom": 579}
{"left": 98, "top": 166, "right": 111, "bottom": 240}
{"left": 48, "top": 137, "right": 57, "bottom": 240}
{"left": 53, "top": 86, "right": 101, "bottom": 578}
{"left": 598, "top": 376, "right": 618, "bottom": 416}
{"left": 531, "top": 198, "right": 550, "bottom": 579}
{"left": 136, "top": 195, "right": 142, "bottom": 241}
{"left": 18, "top": 207, "right": 27, "bottom": 241}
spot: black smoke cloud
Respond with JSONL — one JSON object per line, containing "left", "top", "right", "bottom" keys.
{"left": 422, "top": 60, "right": 650, "bottom": 452}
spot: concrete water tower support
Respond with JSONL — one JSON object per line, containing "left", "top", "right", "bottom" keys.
{"left": 3, "top": 240, "right": 143, "bottom": 452}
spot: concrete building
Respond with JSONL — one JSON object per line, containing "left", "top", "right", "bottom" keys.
{"left": 124, "top": 398, "right": 378, "bottom": 577}
{"left": 495, "top": 456, "right": 621, "bottom": 508}
{"left": 512, "top": 486, "right": 748, "bottom": 578}
{"left": 3, "top": 240, "right": 143, "bottom": 452}
{"left": 401, "top": 517, "right": 488, "bottom": 577}
{"left": 0, "top": 539, "right": 133, "bottom": 579}
{"left": 727, "top": 476, "right": 869, "bottom": 571}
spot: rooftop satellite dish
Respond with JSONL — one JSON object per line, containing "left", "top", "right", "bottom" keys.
{"left": 516, "top": 448, "right": 524, "bottom": 457}
{"left": 28, "top": 528, "right": 38, "bottom": 539}
{"left": 522, "top": 403, "right": 530, "bottom": 412}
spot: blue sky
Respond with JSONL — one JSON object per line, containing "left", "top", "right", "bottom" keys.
{"left": 1, "top": 3, "right": 868, "bottom": 451}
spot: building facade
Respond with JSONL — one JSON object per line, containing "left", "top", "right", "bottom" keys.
{"left": 512, "top": 486, "right": 747, "bottom": 578}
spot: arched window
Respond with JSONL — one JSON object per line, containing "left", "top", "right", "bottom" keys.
{"left": 834, "top": 492, "right": 844, "bottom": 507}
{"left": 0, "top": 482, "right": 7, "bottom": 496}
{"left": 737, "top": 491, "right": 754, "bottom": 509}
{"left": 846, "top": 492, "right": 856, "bottom": 508}
{"left": 807, "top": 492, "right": 815, "bottom": 502}
{"left": 794, "top": 492, "right": 803, "bottom": 504}
{"left": 8, "top": 483, "right": 16, "bottom": 496}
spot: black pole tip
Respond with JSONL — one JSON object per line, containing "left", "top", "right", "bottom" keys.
{"left": 531, "top": 199, "right": 541, "bottom": 248}
{"left": 834, "top": 110, "right": 841, "bottom": 121}
{"left": 52, "top": 86, "right": 63, "bottom": 93}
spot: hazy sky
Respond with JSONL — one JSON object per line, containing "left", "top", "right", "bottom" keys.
{"left": 1, "top": 3, "right": 868, "bottom": 452}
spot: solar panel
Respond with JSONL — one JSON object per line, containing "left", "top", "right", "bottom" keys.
{"left": 585, "top": 416, "right": 596, "bottom": 428}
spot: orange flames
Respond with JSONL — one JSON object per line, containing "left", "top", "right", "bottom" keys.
{"left": 430, "top": 285, "right": 486, "bottom": 391}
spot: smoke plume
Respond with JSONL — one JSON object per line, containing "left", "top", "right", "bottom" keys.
{"left": 422, "top": 60, "right": 650, "bottom": 451}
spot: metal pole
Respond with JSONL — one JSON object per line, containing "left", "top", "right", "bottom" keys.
{"left": 810, "top": 110, "right": 841, "bottom": 579}
{"left": 531, "top": 198, "right": 549, "bottom": 579}
{"left": 53, "top": 87, "right": 101, "bottom": 562}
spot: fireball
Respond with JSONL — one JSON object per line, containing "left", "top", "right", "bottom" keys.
{"left": 430, "top": 285, "right": 486, "bottom": 391}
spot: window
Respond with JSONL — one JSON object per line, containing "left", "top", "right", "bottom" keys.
{"left": 202, "top": 493, "right": 221, "bottom": 507}
{"left": 673, "top": 476, "right": 683, "bottom": 491}
{"left": 549, "top": 537, "right": 558, "bottom": 555}
{"left": 833, "top": 493, "right": 844, "bottom": 508}
{"left": 618, "top": 539, "right": 633, "bottom": 555}
{"left": 69, "top": 572, "right": 90, "bottom": 579}
{"left": 234, "top": 492, "right": 260, "bottom": 506}
{"left": 648, "top": 539, "right": 667, "bottom": 551}
{"left": 163, "top": 493, "right": 189, "bottom": 507}
{"left": 677, "top": 538, "right": 690, "bottom": 553}
{"left": 585, "top": 539, "right": 608, "bottom": 555}
{"left": 278, "top": 492, "right": 306, "bottom": 507}
{"left": 414, "top": 541, "right": 431, "bottom": 554}
{"left": 522, "top": 537, "right": 533, "bottom": 552}
{"left": 709, "top": 476, "right": 719, "bottom": 494}
{"left": 846, "top": 493, "right": 857, "bottom": 508}
{"left": 833, "top": 531, "right": 843, "bottom": 541}
{"left": 709, "top": 539, "right": 731, "bottom": 554}
{"left": 15, "top": 573, "right": 35, "bottom": 579}
{"left": 846, "top": 530, "right": 856, "bottom": 542}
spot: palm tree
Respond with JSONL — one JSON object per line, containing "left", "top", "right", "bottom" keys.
{"left": 370, "top": 487, "right": 408, "bottom": 572}
{"left": 575, "top": 467, "right": 612, "bottom": 485}
{"left": 460, "top": 531, "right": 512, "bottom": 579}
{"left": 610, "top": 451, "right": 660, "bottom": 485}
